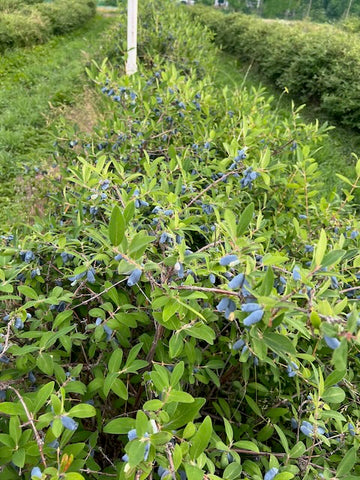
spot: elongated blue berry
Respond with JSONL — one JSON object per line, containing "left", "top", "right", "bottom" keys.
{"left": 127, "top": 269, "right": 142, "bottom": 287}
{"left": 324, "top": 336, "right": 340, "bottom": 350}
{"left": 219, "top": 254, "right": 238, "bottom": 266}
{"left": 228, "top": 273, "right": 244, "bottom": 289}
{"left": 128, "top": 428, "right": 137, "bottom": 441}
{"left": 292, "top": 266, "right": 301, "bottom": 282}
{"left": 241, "top": 303, "right": 261, "bottom": 313}
{"left": 233, "top": 339, "right": 245, "bottom": 351}
{"left": 31, "top": 467, "right": 42, "bottom": 478}
{"left": 243, "top": 309, "right": 264, "bottom": 326}
{"left": 264, "top": 468, "right": 278, "bottom": 480}
{"left": 61, "top": 416, "right": 78, "bottom": 431}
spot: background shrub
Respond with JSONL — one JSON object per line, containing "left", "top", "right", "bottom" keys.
{"left": 191, "top": 5, "right": 360, "bottom": 129}
{"left": 0, "top": 0, "right": 96, "bottom": 52}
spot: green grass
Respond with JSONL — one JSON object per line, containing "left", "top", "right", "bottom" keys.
{"left": 0, "top": 13, "right": 116, "bottom": 226}
{"left": 213, "top": 52, "right": 360, "bottom": 190}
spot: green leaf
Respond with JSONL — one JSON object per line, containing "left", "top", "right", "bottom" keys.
{"left": 103, "top": 417, "right": 135, "bottom": 434}
{"left": 36, "top": 353, "right": 54, "bottom": 376}
{"left": 321, "top": 250, "right": 345, "bottom": 268}
{"left": 165, "top": 398, "right": 206, "bottom": 430}
{"left": 233, "top": 440, "right": 259, "bottom": 453}
{"left": 12, "top": 447, "right": 25, "bottom": 468}
{"left": 33, "top": 381, "right": 54, "bottom": 414}
{"left": 274, "top": 473, "right": 294, "bottom": 480}
{"left": 322, "top": 387, "right": 346, "bottom": 404}
{"left": 170, "top": 361, "right": 184, "bottom": 387}
{"left": 224, "top": 209, "right": 237, "bottom": 240}
{"left": 336, "top": 447, "right": 357, "bottom": 477}
{"left": 128, "top": 439, "right": 146, "bottom": 468}
{"left": 0, "top": 403, "right": 25, "bottom": 416}
{"left": 259, "top": 266, "right": 274, "bottom": 296}
{"left": 224, "top": 418, "right": 233, "bottom": 444}
{"left": 274, "top": 424, "right": 289, "bottom": 453}
{"left": 18, "top": 285, "right": 38, "bottom": 300}
{"left": 189, "top": 416, "right": 212, "bottom": 459}
{"left": 324, "top": 369, "right": 346, "bottom": 388}
{"left": 224, "top": 462, "right": 242, "bottom": 480}
{"left": 108, "top": 349, "right": 123, "bottom": 373}
{"left": 167, "top": 390, "right": 194, "bottom": 404}
{"left": 289, "top": 441, "right": 305, "bottom": 459}
{"left": 109, "top": 205, "right": 125, "bottom": 246}
{"left": 244, "top": 395, "right": 262, "bottom": 416}
{"left": 237, "top": 202, "right": 254, "bottom": 236}
{"left": 184, "top": 464, "right": 204, "bottom": 480}
{"left": 64, "top": 473, "right": 86, "bottom": 480}
{"left": 315, "top": 229, "right": 327, "bottom": 267}
{"left": 68, "top": 404, "right": 96, "bottom": 418}
{"left": 263, "top": 332, "right": 296, "bottom": 357}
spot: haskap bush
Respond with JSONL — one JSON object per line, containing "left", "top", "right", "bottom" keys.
{"left": 0, "top": 0, "right": 96, "bottom": 53}
{"left": 191, "top": 5, "right": 360, "bottom": 129}
{"left": 0, "top": 1, "right": 360, "bottom": 479}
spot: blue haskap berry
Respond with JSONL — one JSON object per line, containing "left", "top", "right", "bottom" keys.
{"left": 233, "top": 339, "right": 245, "bottom": 351}
{"left": 174, "top": 262, "right": 184, "bottom": 278}
{"left": 152, "top": 206, "right": 162, "bottom": 214}
{"left": 31, "top": 268, "right": 40, "bottom": 279}
{"left": 217, "top": 298, "right": 229, "bottom": 312}
{"left": 69, "top": 271, "right": 86, "bottom": 284}
{"left": 28, "top": 371, "right": 36, "bottom": 384}
{"left": 114, "top": 254, "right": 123, "bottom": 261}
{"left": 3, "top": 315, "right": 10, "bottom": 323}
{"left": 204, "top": 141, "right": 211, "bottom": 149}
{"left": 95, "top": 318, "right": 102, "bottom": 326}
{"left": 160, "top": 232, "right": 172, "bottom": 245}
{"left": 264, "top": 468, "right": 279, "bottom": 480}
{"left": 0, "top": 390, "right": 6, "bottom": 401}
{"left": 103, "top": 325, "right": 113, "bottom": 341}
{"left": 23, "top": 250, "right": 35, "bottom": 263}
{"left": 228, "top": 273, "right": 245, "bottom": 289}
{"left": 298, "top": 214, "right": 307, "bottom": 219}
{"left": 241, "top": 302, "right": 261, "bottom": 313}
{"left": 144, "top": 442, "right": 150, "bottom": 461}
{"left": 202, "top": 204, "right": 214, "bottom": 215}
{"left": 292, "top": 266, "right": 301, "bottom": 282}
{"left": 290, "top": 141, "right": 298, "bottom": 151}
{"left": 164, "top": 209, "right": 173, "bottom": 216}
{"left": 219, "top": 254, "right": 238, "bottom": 266}
{"left": 100, "top": 179, "right": 110, "bottom": 190}
{"left": 61, "top": 416, "right": 78, "bottom": 431}
{"left": 291, "top": 418, "right": 298, "bottom": 430}
{"left": 234, "top": 149, "right": 247, "bottom": 162}
{"left": 87, "top": 268, "right": 96, "bottom": 284}
{"left": 177, "top": 101, "right": 185, "bottom": 109}
{"left": 286, "top": 362, "right": 298, "bottom": 378}
{"left": 128, "top": 428, "right": 137, "bottom": 441}
{"left": 243, "top": 309, "right": 264, "bottom": 327}
{"left": 209, "top": 273, "right": 216, "bottom": 284}
{"left": 48, "top": 439, "right": 59, "bottom": 449}
{"left": 156, "top": 96, "right": 163, "bottom": 104}
{"left": 305, "top": 244, "right": 314, "bottom": 253}
{"left": 14, "top": 317, "right": 24, "bottom": 330}
{"left": 31, "top": 467, "right": 42, "bottom": 478}
{"left": 127, "top": 269, "right": 142, "bottom": 287}
{"left": 0, "top": 355, "right": 9, "bottom": 364}
{"left": 122, "top": 454, "right": 129, "bottom": 462}
{"left": 330, "top": 276, "right": 339, "bottom": 289}
{"left": 324, "top": 336, "right": 340, "bottom": 350}
{"left": 300, "top": 421, "right": 314, "bottom": 437}
{"left": 348, "top": 423, "right": 356, "bottom": 436}
{"left": 350, "top": 230, "right": 359, "bottom": 239}
{"left": 317, "top": 426, "right": 326, "bottom": 435}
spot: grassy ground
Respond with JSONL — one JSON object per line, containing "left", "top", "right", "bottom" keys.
{"left": 0, "top": 13, "right": 117, "bottom": 226}
{"left": 213, "top": 52, "right": 360, "bottom": 190}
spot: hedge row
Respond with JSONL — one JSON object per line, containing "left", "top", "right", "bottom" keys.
{"left": 0, "top": 0, "right": 96, "bottom": 52}
{"left": 190, "top": 6, "right": 360, "bottom": 129}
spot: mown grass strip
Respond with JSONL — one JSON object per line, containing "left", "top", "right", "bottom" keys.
{"left": 0, "top": 14, "right": 117, "bottom": 225}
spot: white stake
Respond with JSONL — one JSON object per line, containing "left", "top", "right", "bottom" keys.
{"left": 126, "top": 0, "right": 138, "bottom": 75}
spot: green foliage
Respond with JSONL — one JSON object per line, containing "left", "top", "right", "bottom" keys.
{"left": 191, "top": 5, "right": 360, "bottom": 129}
{"left": 0, "top": 0, "right": 96, "bottom": 52}
{"left": 1, "top": 1, "right": 360, "bottom": 479}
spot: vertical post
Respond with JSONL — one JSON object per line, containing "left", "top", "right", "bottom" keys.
{"left": 126, "top": 0, "right": 138, "bottom": 76}
{"left": 344, "top": 0, "right": 353, "bottom": 20}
